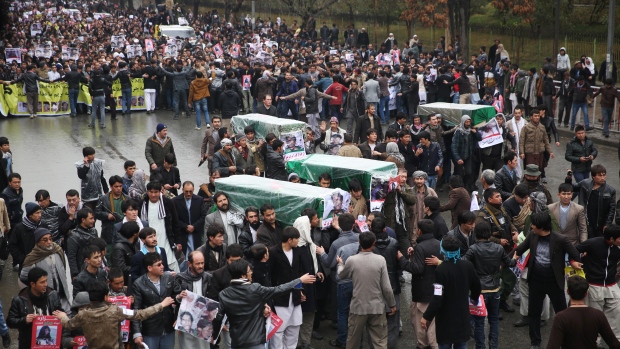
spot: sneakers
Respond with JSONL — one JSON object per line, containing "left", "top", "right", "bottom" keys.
{"left": 2, "top": 333, "right": 10, "bottom": 348}
{"left": 195, "top": 127, "right": 201, "bottom": 130}
{"left": 30, "top": 114, "right": 35, "bottom": 119}
{"left": 206, "top": 124, "right": 211, "bottom": 128}
{"left": 173, "top": 115, "right": 179, "bottom": 120}
{"left": 586, "top": 126, "right": 594, "bottom": 131}
{"left": 87, "top": 124, "right": 94, "bottom": 128}
{"left": 100, "top": 124, "right": 106, "bottom": 128}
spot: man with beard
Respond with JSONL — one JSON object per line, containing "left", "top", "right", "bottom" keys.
{"left": 175, "top": 250, "right": 214, "bottom": 349}
{"left": 20, "top": 228, "right": 71, "bottom": 311}
{"left": 451, "top": 115, "right": 480, "bottom": 191}
{"left": 239, "top": 206, "right": 261, "bottom": 259}
{"left": 57, "top": 190, "right": 82, "bottom": 247}
{"left": 341, "top": 80, "right": 365, "bottom": 135}
{"left": 66, "top": 208, "right": 98, "bottom": 278}
{"left": 204, "top": 192, "right": 244, "bottom": 246}
{"left": 475, "top": 188, "right": 519, "bottom": 314}
{"left": 212, "top": 138, "right": 239, "bottom": 177}
{"left": 383, "top": 168, "right": 417, "bottom": 256}
{"left": 519, "top": 109, "right": 554, "bottom": 170}
{"left": 8, "top": 203, "right": 43, "bottom": 273}
{"left": 256, "top": 204, "right": 283, "bottom": 248}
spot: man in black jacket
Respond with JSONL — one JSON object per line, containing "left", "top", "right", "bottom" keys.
{"left": 423, "top": 196, "right": 449, "bottom": 240}
{"left": 219, "top": 81, "right": 242, "bottom": 119}
{"left": 88, "top": 68, "right": 112, "bottom": 128}
{"left": 514, "top": 212, "right": 582, "bottom": 349}
{"left": 268, "top": 227, "right": 314, "bottom": 349}
{"left": 265, "top": 140, "right": 287, "bottom": 181}
{"left": 8, "top": 203, "right": 42, "bottom": 271}
{"left": 113, "top": 61, "right": 142, "bottom": 115}
{"left": 57, "top": 190, "right": 82, "bottom": 247}
{"left": 212, "top": 259, "right": 315, "bottom": 349}
{"left": 239, "top": 206, "right": 261, "bottom": 259}
{"left": 7, "top": 267, "right": 62, "bottom": 349}
{"left": 398, "top": 219, "right": 441, "bottom": 349}
{"left": 95, "top": 176, "right": 125, "bottom": 252}
{"left": 110, "top": 221, "right": 140, "bottom": 283}
{"left": 142, "top": 59, "right": 161, "bottom": 114}
{"left": 494, "top": 151, "right": 519, "bottom": 201}
{"left": 61, "top": 64, "right": 89, "bottom": 117}
{"left": 132, "top": 252, "right": 182, "bottom": 349}
{"left": 197, "top": 222, "right": 228, "bottom": 272}
{"left": 355, "top": 104, "right": 383, "bottom": 144}
{"left": 4, "top": 64, "right": 52, "bottom": 119}
{"left": 73, "top": 245, "right": 107, "bottom": 298}
{"left": 173, "top": 182, "right": 207, "bottom": 256}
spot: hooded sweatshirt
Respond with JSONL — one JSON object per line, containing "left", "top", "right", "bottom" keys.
{"left": 188, "top": 77, "right": 211, "bottom": 103}
{"left": 557, "top": 48, "right": 571, "bottom": 71}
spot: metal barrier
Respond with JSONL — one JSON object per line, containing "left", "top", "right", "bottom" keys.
{"left": 552, "top": 81, "right": 620, "bottom": 132}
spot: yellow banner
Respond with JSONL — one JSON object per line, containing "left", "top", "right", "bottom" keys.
{"left": 0, "top": 78, "right": 145, "bottom": 117}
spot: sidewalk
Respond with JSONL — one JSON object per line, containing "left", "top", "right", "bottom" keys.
{"left": 556, "top": 123, "right": 619, "bottom": 149}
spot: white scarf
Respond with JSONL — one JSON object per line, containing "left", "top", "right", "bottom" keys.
{"left": 141, "top": 194, "right": 166, "bottom": 220}
{"left": 293, "top": 216, "right": 317, "bottom": 273}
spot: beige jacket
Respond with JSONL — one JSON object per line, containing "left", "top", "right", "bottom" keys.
{"left": 548, "top": 202, "right": 588, "bottom": 245}
{"left": 337, "top": 144, "right": 362, "bottom": 158}
{"left": 0, "top": 198, "right": 10, "bottom": 234}
{"left": 519, "top": 121, "right": 551, "bottom": 155}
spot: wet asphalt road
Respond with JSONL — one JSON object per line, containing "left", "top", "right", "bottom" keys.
{"left": 1, "top": 109, "right": 619, "bottom": 349}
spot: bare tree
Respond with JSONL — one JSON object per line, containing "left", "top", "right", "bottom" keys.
{"left": 278, "top": 0, "right": 341, "bottom": 29}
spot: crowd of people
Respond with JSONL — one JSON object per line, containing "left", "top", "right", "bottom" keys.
{"left": 2, "top": 1, "right": 620, "bottom": 349}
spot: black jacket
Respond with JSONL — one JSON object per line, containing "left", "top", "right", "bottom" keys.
{"left": 175, "top": 269, "right": 214, "bottom": 297}
{"left": 8, "top": 221, "right": 40, "bottom": 268}
{"left": 197, "top": 243, "right": 228, "bottom": 272}
{"left": 61, "top": 70, "right": 88, "bottom": 90}
{"left": 172, "top": 194, "right": 207, "bottom": 253}
{"left": 212, "top": 279, "right": 301, "bottom": 349}
{"left": 208, "top": 264, "right": 232, "bottom": 300}
{"left": 57, "top": 207, "right": 78, "bottom": 244}
{"left": 142, "top": 65, "right": 161, "bottom": 90}
{"left": 0, "top": 186, "right": 23, "bottom": 226}
{"left": 139, "top": 196, "right": 179, "bottom": 252}
{"left": 304, "top": 86, "right": 321, "bottom": 114}
{"left": 73, "top": 267, "right": 108, "bottom": 298}
{"left": 88, "top": 75, "right": 112, "bottom": 97}
{"left": 447, "top": 226, "right": 477, "bottom": 256}
{"left": 111, "top": 233, "right": 137, "bottom": 282}
{"left": 494, "top": 166, "right": 518, "bottom": 201}
{"left": 7, "top": 287, "right": 63, "bottom": 349}
{"left": 265, "top": 147, "right": 287, "bottom": 181}
{"left": 95, "top": 193, "right": 125, "bottom": 245}
{"left": 239, "top": 222, "right": 257, "bottom": 259}
{"left": 268, "top": 245, "right": 310, "bottom": 308}
{"left": 568, "top": 178, "right": 616, "bottom": 237}
{"left": 256, "top": 104, "right": 277, "bottom": 116}
{"left": 397, "top": 140, "right": 419, "bottom": 177}
{"left": 399, "top": 233, "right": 441, "bottom": 302}
{"left": 515, "top": 231, "right": 581, "bottom": 290}
{"left": 131, "top": 272, "right": 181, "bottom": 337}
{"left": 219, "top": 89, "right": 241, "bottom": 118}
{"left": 354, "top": 113, "right": 383, "bottom": 144}
{"left": 372, "top": 236, "right": 400, "bottom": 294}
{"left": 576, "top": 237, "right": 620, "bottom": 286}
{"left": 426, "top": 212, "right": 449, "bottom": 240}
{"left": 358, "top": 141, "right": 382, "bottom": 160}
{"left": 130, "top": 248, "right": 170, "bottom": 282}
{"left": 463, "top": 240, "right": 515, "bottom": 290}
{"left": 66, "top": 225, "right": 99, "bottom": 277}
{"left": 565, "top": 136, "right": 597, "bottom": 173}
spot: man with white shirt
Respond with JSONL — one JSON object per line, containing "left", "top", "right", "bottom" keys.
{"left": 506, "top": 105, "right": 526, "bottom": 178}
{"left": 239, "top": 206, "right": 261, "bottom": 259}
{"left": 139, "top": 181, "right": 181, "bottom": 273}
{"left": 204, "top": 192, "right": 244, "bottom": 246}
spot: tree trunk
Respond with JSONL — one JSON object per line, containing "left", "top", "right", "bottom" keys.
{"left": 127, "top": 0, "right": 133, "bottom": 10}
{"left": 301, "top": 14, "right": 310, "bottom": 29}
{"left": 120, "top": 0, "right": 126, "bottom": 9}
{"left": 229, "top": 0, "right": 244, "bottom": 24}
{"left": 194, "top": 0, "right": 200, "bottom": 17}
{"left": 405, "top": 20, "right": 412, "bottom": 39}
{"left": 458, "top": 0, "right": 470, "bottom": 59}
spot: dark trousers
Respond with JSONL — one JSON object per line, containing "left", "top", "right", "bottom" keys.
{"left": 557, "top": 98, "right": 572, "bottom": 126}
{"left": 105, "top": 94, "right": 116, "bottom": 119}
{"left": 528, "top": 273, "right": 567, "bottom": 346}
{"left": 499, "top": 266, "right": 517, "bottom": 302}
{"left": 481, "top": 155, "right": 502, "bottom": 172}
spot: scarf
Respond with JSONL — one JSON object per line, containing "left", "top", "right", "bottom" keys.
{"left": 458, "top": 115, "right": 472, "bottom": 135}
{"left": 510, "top": 72, "right": 517, "bottom": 87}
{"left": 230, "top": 278, "right": 251, "bottom": 286}
{"left": 217, "top": 149, "right": 235, "bottom": 167}
{"left": 530, "top": 191, "right": 547, "bottom": 213}
{"left": 410, "top": 124, "right": 423, "bottom": 136}
{"left": 128, "top": 169, "right": 147, "bottom": 200}
{"left": 23, "top": 242, "right": 65, "bottom": 268}
{"left": 123, "top": 216, "right": 144, "bottom": 230}
{"left": 441, "top": 240, "right": 461, "bottom": 263}
{"left": 177, "top": 269, "right": 203, "bottom": 283}
{"left": 395, "top": 190, "right": 407, "bottom": 229}
{"left": 141, "top": 245, "right": 161, "bottom": 255}
{"left": 584, "top": 57, "right": 596, "bottom": 75}
{"left": 23, "top": 216, "right": 40, "bottom": 230}
{"left": 386, "top": 142, "right": 405, "bottom": 164}
{"left": 141, "top": 194, "right": 166, "bottom": 220}
{"left": 293, "top": 216, "right": 317, "bottom": 273}
{"left": 29, "top": 289, "right": 49, "bottom": 313}
{"left": 235, "top": 143, "right": 249, "bottom": 160}
{"left": 64, "top": 201, "right": 83, "bottom": 219}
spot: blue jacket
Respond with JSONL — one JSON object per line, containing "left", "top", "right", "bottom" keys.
{"left": 277, "top": 80, "right": 299, "bottom": 97}
{"left": 417, "top": 141, "right": 443, "bottom": 176}
{"left": 313, "top": 77, "right": 333, "bottom": 92}
{"left": 319, "top": 230, "right": 358, "bottom": 283}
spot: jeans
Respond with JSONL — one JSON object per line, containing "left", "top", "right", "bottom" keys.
{"left": 602, "top": 107, "right": 613, "bottom": 135}
{"left": 68, "top": 88, "right": 79, "bottom": 115}
{"left": 280, "top": 101, "right": 298, "bottom": 119}
{"left": 571, "top": 102, "right": 589, "bottom": 128}
{"left": 396, "top": 95, "right": 407, "bottom": 114}
{"left": 337, "top": 282, "right": 353, "bottom": 344}
{"left": 194, "top": 98, "right": 211, "bottom": 127}
{"left": 438, "top": 343, "right": 467, "bottom": 349}
{"left": 329, "top": 105, "right": 343, "bottom": 121}
{"left": 173, "top": 89, "right": 188, "bottom": 117}
{"left": 0, "top": 299, "right": 8, "bottom": 336}
{"left": 91, "top": 96, "right": 106, "bottom": 126}
{"left": 573, "top": 171, "right": 589, "bottom": 183}
{"left": 166, "top": 88, "right": 174, "bottom": 109}
{"left": 143, "top": 332, "right": 175, "bottom": 349}
{"left": 473, "top": 291, "right": 500, "bottom": 349}
{"left": 379, "top": 96, "right": 390, "bottom": 124}
{"left": 425, "top": 175, "right": 438, "bottom": 189}
{"left": 452, "top": 92, "right": 460, "bottom": 104}
{"left": 121, "top": 87, "right": 132, "bottom": 113}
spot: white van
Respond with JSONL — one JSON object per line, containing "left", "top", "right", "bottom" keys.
{"left": 159, "top": 25, "right": 196, "bottom": 44}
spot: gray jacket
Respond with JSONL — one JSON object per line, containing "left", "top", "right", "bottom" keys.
{"left": 160, "top": 66, "right": 194, "bottom": 91}
{"left": 363, "top": 79, "right": 381, "bottom": 103}
{"left": 319, "top": 230, "right": 358, "bottom": 283}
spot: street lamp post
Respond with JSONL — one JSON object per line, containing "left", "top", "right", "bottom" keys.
{"left": 252, "top": 0, "right": 256, "bottom": 30}
{"left": 606, "top": 0, "right": 615, "bottom": 79}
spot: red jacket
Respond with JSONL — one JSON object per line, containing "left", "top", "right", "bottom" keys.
{"left": 325, "top": 82, "right": 349, "bottom": 106}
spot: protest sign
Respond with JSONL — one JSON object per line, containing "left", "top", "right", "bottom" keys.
{"left": 280, "top": 130, "right": 306, "bottom": 162}
{"left": 145, "top": 39, "right": 154, "bottom": 52}
{"left": 477, "top": 118, "right": 503, "bottom": 149}
{"left": 230, "top": 44, "right": 241, "bottom": 58}
{"left": 369, "top": 176, "right": 399, "bottom": 212}
{"left": 31, "top": 23, "right": 42, "bottom": 36}
{"left": 266, "top": 313, "right": 283, "bottom": 340}
{"left": 108, "top": 296, "right": 132, "bottom": 342}
{"left": 178, "top": 17, "right": 188, "bottom": 25}
{"left": 322, "top": 189, "right": 351, "bottom": 228}
{"left": 213, "top": 43, "right": 223, "bottom": 58}
{"left": 5, "top": 48, "right": 21, "bottom": 64}
{"left": 72, "top": 336, "right": 86, "bottom": 349}
{"left": 32, "top": 315, "right": 61, "bottom": 349}
{"left": 242, "top": 75, "right": 251, "bottom": 90}
{"left": 166, "top": 39, "right": 178, "bottom": 57}
{"left": 175, "top": 291, "right": 220, "bottom": 342}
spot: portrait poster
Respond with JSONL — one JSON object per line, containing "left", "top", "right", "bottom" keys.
{"left": 280, "top": 130, "right": 306, "bottom": 161}
{"left": 111, "top": 35, "right": 126, "bottom": 48}
{"left": 5, "top": 48, "right": 21, "bottom": 64}
{"left": 145, "top": 39, "right": 154, "bottom": 52}
{"left": 230, "top": 44, "right": 241, "bottom": 58}
{"left": 391, "top": 50, "right": 401, "bottom": 65}
{"left": 176, "top": 291, "right": 220, "bottom": 342}
{"left": 31, "top": 23, "right": 42, "bottom": 36}
{"left": 126, "top": 45, "right": 135, "bottom": 59}
{"left": 72, "top": 336, "right": 87, "bottom": 349}
{"left": 32, "top": 315, "right": 61, "bottom": 349}
{"left": 166, "top": 39, "right": 178, "bottom": 57}
{"left": 477, "top": 118, "right": 503, "bottom": 149}
{"left": 108, "top": 296, "right": 132, "bottom": 342}
{"left": 213, "top": 43, "right": 223, "bottom": 58}
{"left": 242, "top": 74, "right": 251, "bottom": 90}
{"left": 178, "top": 17, "right": 188, "bottom": 25}
{"left": 325, "top": 132, "right": 344, "bottom": 155}
{"left": 369, "top": 176, "right": 399, "bottom": 212}
{"left": 322, "top": 189, "right": 351, "bottom": 229}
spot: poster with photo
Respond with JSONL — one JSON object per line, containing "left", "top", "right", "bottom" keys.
{"left": 242, "top": 74, "right": 251, "bottom": 90}
{"left": 133, "top": 45, "right": 143, "bottom": 57}
{"left": 166, "top": 39, "right": 178, "bottom": 57}
{"left": 31, "top": 23, "right": 42, "bottom": 36}
{"left": 5, "top": 48, "right": 21, "bottom": 64}
{"left": 69, "top": 47, "right": 79, "bottom": 60}
{"left": 178, "top": 17, "right": 188, "bottom": 25}
{"left": 32, "top": 316, "right": 61, "bottom": 349}
{"left": 280, "top": 130, "right": 306, "bottom": 161}
{"left": 369, "top": 176, "right": 399, "bottom": 212}
{"left": 126, "top": 45, "right": 135, "bottom": 59}
{"left": 230, "top": 44, "right": 241, "bottom": 58}
{"left": 325, "top": 132, "right": 344, "bottom": 155}
{"left": 145, "top": 39, "right": 154, "bottom": 52}
{"left": 213, "top": 43, "right": 223, "bottom": 58}
{"left": 377, "top": 53, "right": 393, "bottom": 66}
{"left": 108, "top": 296, "right": 132, "bottom": 342}
{"left": 322, "top": 189, "right": 351, "bottom": 228}
{"left": 176, "top": 291, "right": 220, "bottom": 342}
{"left": 72, "top": 336, "right": 86, "bottom": 349}
{"left": 111, "top": 35, "right": 126, "bottom": 48}
{"left": 391, "top": 50, "right": 401, "bottom": 65}
{"left": 477, "top": 118, "right": 503, "bottom": 149}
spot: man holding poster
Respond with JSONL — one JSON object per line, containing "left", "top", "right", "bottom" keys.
{"left": 52, "top": 280, "right": 175, "bottom": 349}
{"left": 7, "top": 267, "right": 62, "bottom": 349}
